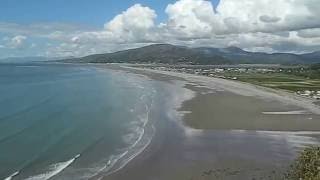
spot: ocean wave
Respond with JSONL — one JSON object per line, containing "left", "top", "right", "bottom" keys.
{"left": 4, "top": 171, "right": 19, "bottom": 180}
{"left": 25, "top": 154, "right": 80, "bottom": 180}
{"left": 71, "top": 89, "right": 156, "bottom": 180}
{"left": 262, "top": 110, "right": 310, "bottom": 115}
{"left": 104, "top": 126, "right": 155, "bottom": 177}
{"left": 27, "top": 74, "right": 155, "bottom": 179}
{"left": 94, "top": 95, "right": 155, "bottom": 178}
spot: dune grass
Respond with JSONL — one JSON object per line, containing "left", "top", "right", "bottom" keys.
{"left": 285, "top": 146, "right": 320, "bottom": 180}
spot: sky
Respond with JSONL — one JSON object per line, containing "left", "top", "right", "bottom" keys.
{"left": 0, "top": 0, "right": 320, "bottom": 58}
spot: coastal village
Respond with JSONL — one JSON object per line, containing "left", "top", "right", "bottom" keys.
{"left": 296, "top": 90, "right": 320, "bottom": 99}
{"left": 142, "top": 65, "right": 320, "bottom": 100}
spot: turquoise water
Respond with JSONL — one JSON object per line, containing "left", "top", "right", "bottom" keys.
{"left": 0, "top": 63, "right": 157, "bottom": 179}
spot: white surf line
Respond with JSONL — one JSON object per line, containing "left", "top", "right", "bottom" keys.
{"left": 257, "top": 131, "right": 320, "bottom": 136}
{"left": 262, "top": 110, "right": 310, "bottom": 115}
{"left": 95, "top": 98, "right": 156, "bottom": 179}
{"left": 256, "top": 131, "right": 320, "bottom": 149}
{"left": 231, "top": 130, "right": 320, "bottom": 149}
{"left": 103, "top": 125, "right": 155, "bottom": 178}
{"left": 24, "top": 154, "right": 80, "bottom": 180}
{"left": 4, "top": 171, "right": 19, "bottom": 180}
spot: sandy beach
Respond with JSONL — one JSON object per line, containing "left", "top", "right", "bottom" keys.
{"left": 94, "top": 65, "right": 320, "bottom": 180}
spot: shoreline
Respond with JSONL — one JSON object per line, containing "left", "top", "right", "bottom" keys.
{"left": 89, "top": 65, "right": 196, "bottom": 180}
{"left": 98, "top": 65, "right": 320, "bottom": 180}
{"left": 133, "top": 66, "right": 320, "bottom": 114}
{"left": 4, "top": 63, "right": 319, "bottom": 180}
{"left": 1, "top": 64, "right": 160, "bottom": 180}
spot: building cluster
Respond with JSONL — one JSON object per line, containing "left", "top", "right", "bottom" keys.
{"left": 151, "top": 66, "right": 232, "bottom": 79}
{"left": 152, "top": 66, "right": 278, "bottom": 74}
{"left": 296, "top": 90, "right": 320, "bottom": 100}
{"left": 145, "top": 66, "right": 320, "bottom": 101}
{"left": 149, "top": 66, "right": 277, "bottom": 80}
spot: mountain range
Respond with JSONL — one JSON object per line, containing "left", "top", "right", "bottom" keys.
{"left": 57, "top": 44, "right": 320, "bottom": 65}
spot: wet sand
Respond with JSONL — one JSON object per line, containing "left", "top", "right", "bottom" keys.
{"left": 97, "top": 66, "right": 320, "bottom": 180}
{"left": 183, "top": 84, "right": 320, "bottom": 131}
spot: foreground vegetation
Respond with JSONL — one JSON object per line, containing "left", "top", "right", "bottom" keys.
{"left": 286, "top": 146, "right": 320, "bottom": 180}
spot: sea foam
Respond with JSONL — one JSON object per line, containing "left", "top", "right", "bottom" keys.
{"left": 4, "top": 171, "right": 19, "bottom": 180}
{"left": 25, "top": 154, "right": 80, "bottom": 180}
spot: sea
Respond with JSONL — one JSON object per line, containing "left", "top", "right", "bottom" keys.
{"left": 0, "top": 63, "right": 167, "bottom": 180}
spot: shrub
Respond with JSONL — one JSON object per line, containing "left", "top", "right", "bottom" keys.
{"left": 285, "top": 146, "right": 320, "bottom": 180}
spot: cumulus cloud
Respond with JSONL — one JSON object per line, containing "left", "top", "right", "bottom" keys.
{"left": 7, "top": 35, "right": 27, "bottom": 49}
{"left": 60, "top": 3, "right": 158, "bottom": 54}
{"left": 1, "top": 0, "right": 320, "bottom": 58}
{"left": 297, "top": 28, "right": 320, "bottom": 38}
{"left": 162, "top": 0, "right": 320, "bottom": 36}
{"left": 164, "top": 0, "right": 218, "bottom": 38}
{"left": 104, "top": 4, "right": 157, "bottom": 42}
{"left": 259, "top": 15, "right": 281, "bottom": 23}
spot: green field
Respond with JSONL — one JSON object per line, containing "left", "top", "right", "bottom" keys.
{"left": 222, "top": 72, "right": 320, "bottom": 92}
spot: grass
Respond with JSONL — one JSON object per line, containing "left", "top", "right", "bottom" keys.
{"left": 285, "top": 146, "right": 320, "bottom": 180}
{"left": 220, "top": 72, "right": 320, "bottom": 92}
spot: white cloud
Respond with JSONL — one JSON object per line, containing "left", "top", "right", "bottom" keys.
{"left": 104, "top": 4, "right": 157, "bottom": 42}
{"left": 162, "top": 0, "right": 320, "bottom": 36}
{"left": 30, "top": 43, "right": 36, "bottom": 48}
{"left": 0, "top": 22, "right": 93, "bottom": 37}
{"left": 164, "top": 0, "right": 218, "bottom": 38}
{"left": 222, "top": 0, "right": 319, "bottom": 32}
{"left": 1, "top": 0, "right": 320, "bottom": 57}
{"left": 297, "top": 28, "right": 320, "bottom": 38}
{"left": 7, "top": 35, "right": 27, "bottom": 49}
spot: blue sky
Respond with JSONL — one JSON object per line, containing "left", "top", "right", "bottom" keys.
{"left": 0, "top": 0, "right": 319, "bottom": 59}
{"left": 0, "top": 0, "right": 220, "bottom": 26}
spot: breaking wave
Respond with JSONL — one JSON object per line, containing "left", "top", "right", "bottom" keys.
{"left": 25, "top": 154, "right": 80, "bottom": 180}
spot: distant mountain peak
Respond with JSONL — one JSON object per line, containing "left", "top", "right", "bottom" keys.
{"left": 61, "top": 44, "right": 320, "bottom": 65}
{"left": 144, "top": 43, "right": 180, "bottom": 48}
{"left": 224, "top": 46, "right": 246, "bottom": 53}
